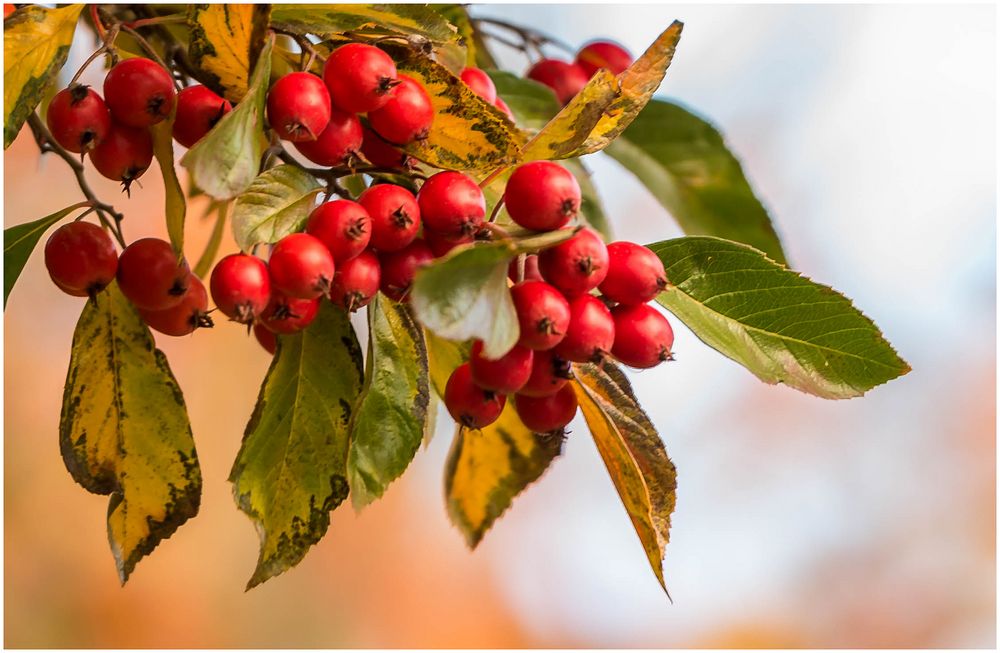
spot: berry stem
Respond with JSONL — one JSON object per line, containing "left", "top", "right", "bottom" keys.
{"left": 123, "top": 14, "right": 186, "bottom": 30}
{"left": 472, "top": 17, "right": 576, "bottom": 58}
{"left": 272, "top": 28, "right": 327, "bottom": 70}
{"left": 488, "top": 196, "right": 506, "bottom": 224}
{"left": 70, "top": 22, "right": 120, "bottom": 86}
{"left": 119, "top": 24, "right": 184, "bottom": 92}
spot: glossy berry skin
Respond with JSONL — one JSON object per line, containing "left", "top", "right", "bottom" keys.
{"left": 46, "top": 85, "right": 111, "bottom": 153}
{"left": 507, "top": 254, "right": 543, "bottom": 283}
{"left": 514, "top": 385, "right": 578, "bottom": 433}
{"left": 52, "top": 278, "right": 90, "bottom": 297}
{"left": 460, "top": 67, "right": 497, "bottom": 102}
{"left": 210, "top": 253, "right": 271, "bottom": 324}
{"left": 138, "top": 275, "right": 213, "bottom": 337}
{"left": 329, "top": 250, "right": 380, "bottom": 312}
{"left": 360, "top": 126, "right": 414, "bottom": 169}
{"left": 526, "top": 59, "right": 588, "bottom": 105}
{"left": 103, "top": 58, "right": 176, "bottom": 127}
{"left": 358, "top": 184, "right": 420, "bottom": 252}
{"left": 505, "top": 161, "right": 581, "bottom": 231}
{"left": 611, "top": 303, "right": 674, "bottom": 368}
{"left": 117, "top": 238, "right": 190, "bottom": 311}
{"left": 173, "top": 85, "right": 232, "bottom": 148}
{"left": 268, "top": 233, "right": 335, "bottom": 300}
{"left": 89, "top": 123, "right": 153, "bottom": 190}
{"left": 425, "top": 229, "right": 474, "bottom": 258}
{"left": 555, "top": 294, "right": 615, "bottom": 363}
{"left": 254, "top": 323, "right": 277, "bottom": 355}
{"left": 293, "top": 108, "right": 362, "bottom": 166}
{"left": 378, "top": 238, "right": 433, "bottom": 302}
{"left": 538, "top": 227, "right": 608, "bottom": 297}
{"left": 306, "top": 200, "right": 370, "bottom": 263}
{"left": 445, "top": 363, "right": 506, "bottom": 429}
{"left": 599, "top": 241, "right": 668, "bottom": 304}
{"left": 469, "top": 340, "right": 534, "bottom": 394}
{"left": 266, "top": 72, "right": 331, "bottom": 142}
{"left": 494, "top": 97, "right": 515, "bottom": 121}
{"left": 367, "top": 75, "right": 433, "bottom": 145}
{"left": 416, "top": 171, "right": 486, "bottom": 238}
{"left": 510, "top": 280, "right": 571, "bottom": 350}
{"left": 259, "top": 291, "right": 320, "bottom": 334}
{"left": 519, "top": 348, "right": 573, "bottom": 398}
{"left": 575, "top": 41, "right": 633, "bottom": 77}
{"left": 323, "top": 43, "right": 398, "bottom": 114}
{"left": 44, "top": 221, "right": 118, "bottom": 295}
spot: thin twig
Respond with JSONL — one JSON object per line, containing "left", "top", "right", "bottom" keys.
{"left": 124, "top": 14, "right": 186, "bottom": 30}
{"left": 272, "top": 27, "right": 327, "bottom": 69}
{"left": 473, "top": 17, "right": 577, "bottom": 56}
{"left": 70, "top": 23, "right": 120, "bottom": 85}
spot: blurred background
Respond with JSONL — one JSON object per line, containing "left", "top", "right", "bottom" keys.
{"left": 4, "top": 3, "right": 995, "bottom": 648}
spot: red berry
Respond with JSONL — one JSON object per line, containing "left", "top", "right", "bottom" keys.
{"left": 360, "top": 125, "right": 415, "bottom": 169}
{"left": 52, "top": 278, "right": 90, "bottom": 297}
{"left": 424, "top": 229, "right": 474, "bottom": 258}
{"left": 46, "top": 85, "right": 111, "bottom": 153}
{"left": 575, "top": 41, "right": 633, "bottom": 77}
{"left": 514, "top": 385, "right": 578, "bottom": 432}
{"left": 378, "top": 238, "right": 433, "bottom": 302}
{"left": 210, "top": 253, "right": 270, "bottom": 324}
{"left": 416, "top": 171, "right": 486, "bottom": 239}
{"left": 510, "top": 280, "right": 571, "bottom": 350}
{"left": 116, "top": 238, "right": 190, "bottom": 311}
{"left": 293, "top": 108, "right": 362, "bottom": 166}
{"left": 610, "top": 303, "right": 674, "bottom": 368}
{"left": 445, "top": 362, "right": 506, "bottom": 429}
{"left": 173, "top": 85, "right": 232, "bottom": 148}
{"left": 526, "top": 59, "right": 588, "bottom": 105}
{"left": 306, "top": 200, "right": 371, "bottom": 263}
{"left": 254, "top": 323, "right": 277, "bottom": 355}
{"left": 44, "top": 221, "right": 118, "bottom": 295}
{"left": 507, "top": 254, "right": 543, "bottom": 283}
{"left": 555, "top": 294, "right": 615, "bottom": 363}
{"left": 4, "top": 5, "right": 15, "bottom": 17}
{"left": 460, "top": 67, "right": 497, "bottom": 102}
{"left": 599, "top": 241, "right": 668, "bottom": 304}
{"left": 268, "top": 233, "right": 335, "bottom": 300}
{"left": 329, "top": 249, "right": 380, "bottom": 312}
{"left": 538, "top": 227, "right": 608, "bottom": 297}
{"left": 89, "top": 123, "right": 153, "bottom": 192}
{"left": 266, "top": 72, "right": 331, "bottom": 142}
{"left": 519, "top": 348, "right": 573, "bottom": 397}
{"left": 259, "top": 291, "right": 320, "bottom": 334}
{"left": 103, "top": 57, "right": 176, "bottom": 127}
{"left": 358, "top": 184, "right": 420, "bottom": 252}
{"left": 138, "top": 275, "right": 213, "bottom": 337}
{"left": 494, "top": 96, "right": 515, "bottom": 121}
{"left": 367, "top": 74, "right": 433, "bottom": 145}
{"left": 505, "top": 161, "right": 581, "bottom": 231}
{"left": 469, "top": 340, "right": 534, "bottom": 394}
{"left": 323, "top": 43, "right": 398, "bottom": 114}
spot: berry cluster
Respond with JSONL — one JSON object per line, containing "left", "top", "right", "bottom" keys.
{"left": 527, "top": 40, "right": 633, "bottom": 105}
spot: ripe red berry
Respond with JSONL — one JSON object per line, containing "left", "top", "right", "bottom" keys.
{"left": 268, "top": 233, "right": 335, "bottom": 300}
{"left": 103, "top": 57, "right": 176, "bottom": 127}
{"left": 52, "top": 278, "right": 90, "bottom": 297}
{"left": 358, "top": 183, "right": 420, "bottom": 252}
{"left": 510, "top": 280, "right": 571, "bottom": 350}
{"left": 599, "top": 241, "right": 668, "bottom": 304}
{"left": 293, "top": 108, "right": 362, "bottom": 167}
{"left": 329, "top": 249, "right": 380, "bottom": 312}
{"left": 259, "top": 291, "right": 320, "bottom": 334}
{"left": 424, "top": 229, "right": 474, "bottom": 258}
{"left": 210, "top": 253, "right": 270, "bottom": 324}
{"left": 89, "top": 123, "right": 153, "bottom": 191}
{"left": 360, "top": 125, "right": 415, "bottom": 170}
{"left": 266, "top": 72, "right": 331, "bottom": 142}
{"left": 555, "top": 294, "right": 615, "bottom": 363}
{"left": 519, "top": 348, "right": 573, "bottom": 397}
{"left": 526, "top": 59, "right": 588, "bottom": 105}
{"left": 504, "top": 161, "right": 581, "bottom": 231}
{"left": 610, "top": 303, "right": 674, "bottom": 368}
{"left": 416, "top": 171, "right": 486, "bottom": 239}
{"left": 254, "top": 323, "right": 277, "bottom": 355}
{"left": 538, "top": 227, "right": 608, "bottom": 297}
{"left": 46, "top": 85, "right": 111, "bottom": 153}
{"left": 138, "top": 275, "right": 213, "bottom": 337}
{"left": 575, "top": 41, "right": 633, "bottom": 77}
{"left": 507, "top": 254, "right": 543, "bottom": 283}
{"left": 460, "top": 67, "right": 497, "bottom": 103}
{"left": 367, "top": 74, "right": 433, "bottom": 145}
{"left": 173, "top": 85, "right": 232, "bottom": 148}
{"left": 116, "top": 238, "right": 190, "bottom": 311}
{"left": 445, "top": 362, "right": 506, "bottom": 429}
{"left": 494, "top": 97, "right": 515, "bottom": 121}
{"left": 378, "top": 238, "right": 433, "bottom": 302}
{"left": 44, "top": 221, "right": 118, "bottom": 296}
{"left": 4, "top": 4, "right": 15, "bottom": 18}
{"left": 514, "top": 385, "right": 578, "bottom": 433}
{"left": 469, "top": 340, "right": 534, "bottom": 394}
{"left": 306, "top": 200, "right": 370, "bottom": 263}
{"left": 323, "top": 43, "right": 398, "bottom": 114}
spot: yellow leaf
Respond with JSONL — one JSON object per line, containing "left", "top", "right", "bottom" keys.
{"left": 425, "top": 328, "right": 468, "bottom": 398}
{"left": 187, "top": 4, "right": 272, "bottom": 102}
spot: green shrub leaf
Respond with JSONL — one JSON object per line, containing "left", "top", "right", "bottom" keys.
{"left": 3, "top": 203, "right": 84, "bottom": 307}
{"left": 230, "top": 165, "right": 322, "bottom": 251}
{"left": 151, "top": 119, "right": 186, "bottom": 256}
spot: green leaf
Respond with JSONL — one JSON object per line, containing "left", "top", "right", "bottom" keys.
{"left": 433, "top": 5, "right": 479, "bottom": 68}
{"left": 607, "top": 99, "right": 788, "bottom": 264}
{"left": 486, "top": 70, "right": 559, "bottom": 130}
{"left": 3, "top": 202, "right": 85, "bottom": 307}
{"left": 230, "top": 165, "right": 322, "bottom": 251}
{"left": 3, "top": 4, "right": 83, "bottom": 148}
{"left": 411, "top": 229, "right": 578, "bottom": 358}
{"left": 181, "top": 34, "right": 273, "bottom": 201}
{"left": 193, "top": 200, "right": 229, "bottom": 278}
{"left": 649, "top": 236, "right": 910, "bottom": 399}
{"left": 347, "top": 296, "right": 430, "bottom": 509}
{"left": 230, "top": 301, "right": 364, "bottom": 589}
{"left": 187, "top": 4, "right": 271, "bottom": 102}
{"left": 573, "top": 360, "right": 676, "bottom": 595}
{"left": 151, "top": 119, "right": 186, "bottom": 256}
{"left": 563, "top": 158, "right": 612, "bottom": 240}
{"left": 59, "top": 283, "right": 202, "bottom": 583}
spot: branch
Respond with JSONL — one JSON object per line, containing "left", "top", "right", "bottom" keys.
{"left": 472, "top": 17, "right": 576, "bottom": 58}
